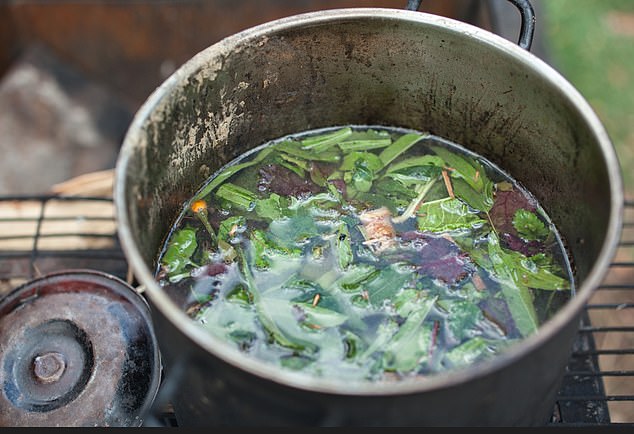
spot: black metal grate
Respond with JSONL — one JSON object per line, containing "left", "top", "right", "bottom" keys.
{"left": 1, "top": 195, "right": 633, "bottom": 426}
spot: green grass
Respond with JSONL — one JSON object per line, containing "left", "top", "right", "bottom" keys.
{"left": 543, "top": 0, "right": 634, "bottom": 195}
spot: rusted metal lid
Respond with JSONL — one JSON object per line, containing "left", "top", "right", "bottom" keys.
{"left": 0, "top": 270, "right": 161, "bottom": 427}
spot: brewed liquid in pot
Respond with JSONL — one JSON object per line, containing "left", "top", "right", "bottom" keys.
{"left": 155, "top": 125, "right": 574, "bottom": 382}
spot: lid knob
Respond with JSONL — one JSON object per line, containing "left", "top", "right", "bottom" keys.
{"left": 33, "top": 352, "right": 66, "bottom": 384}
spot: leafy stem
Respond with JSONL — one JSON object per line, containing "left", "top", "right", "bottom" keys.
{"left": 392, "top": 178, "right": 438, "bottom": 224}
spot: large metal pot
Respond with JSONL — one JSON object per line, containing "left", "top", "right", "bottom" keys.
{"left": 114, "top": 4, "right": 623, "bottom": 426}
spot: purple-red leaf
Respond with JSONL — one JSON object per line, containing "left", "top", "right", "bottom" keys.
{"left": 258, "top": 164, "right": 320, "bottom": 197}
{"left": 501, "top": 233, "right": 543, "bottom": 257}
{"left": 489, "top": 189, "right": 536, "bottom": 236}
{"left": 398, "top": 232, "right": 474, "bottom": 285}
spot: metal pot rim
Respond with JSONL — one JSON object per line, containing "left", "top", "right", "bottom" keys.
{"left": 114, "top": 8, "right": 623, "bottom": 396}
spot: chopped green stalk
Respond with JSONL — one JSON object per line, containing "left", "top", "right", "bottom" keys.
{"left": 378, "top": 132, "right": 428, "bottom": 168}
{"left": 277, "top": 159, "right": 305, "bottom": 177}
{"left": 275, "top": 141, "right": 341, "bottom": 163}
{"left": 195, "top": 208, "right": 216, "bottom": 243}
{"left": 385, "top": 155, "right": 445, "bottom": 174}
{"left": 190, "top": 199, "right": 216, "bottom": 243}
{"left": 215, "top": 183, "right": 257, "bottom": 210}
{"left": 279, "top": 153, "right": 309, "bottom": 170}
{"left": 392, "top": 178, "right": 438, "bottom": 224}
{"left": 194, "top": 146, "right": 273, "bottom": 200}
{"left": 338, "top": 138, "right": 392, "bottom": 152}
{"left": 300, "top": 127, "right": 353, "bottom": 152}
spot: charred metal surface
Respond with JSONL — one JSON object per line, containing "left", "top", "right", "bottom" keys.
{"left": 0, "top": 270, "right": 160, "bottom": 427}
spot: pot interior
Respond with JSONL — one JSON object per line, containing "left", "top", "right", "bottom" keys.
{"left": 116, "top": 9, "right": 621, "bottom": 359}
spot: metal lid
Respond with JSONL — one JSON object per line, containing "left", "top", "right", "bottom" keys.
{"left": 0, "top": 270, "right": 161, "bottom": 427}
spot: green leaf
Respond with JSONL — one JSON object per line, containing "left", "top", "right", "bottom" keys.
{"left": 350, "top": 161, "right": 374, "bottom": 193}
{"left": 301, "top": 127, "right": 353, "bottom": 152}
{"left": 215, "top": 183, "right": 257, "bottom": 210}
{"left": 342, "top": 330, "right": 367, "bottom": 360}
{"left": 385, "top": 154, "right": 445, "bottom": 174}
{"left": 333, "top": 264, "right": 378, "bottom": 292}
{"left": 287, "top": 192, "right": 339, "bottom": 211}
{"left": 451, "top": 177, "right": 494, "bottom": 212}
{"left": 278, "top": 152, "right": 310, "bottom": 171}
{"left": 161, "top": 226, "right": 198, "bottom": 282}
{"left": 292, "top": 302, "right": 348, "bottom": 328}
{"left": 431, "top": 146, "right": 487, "bottom": 192}
{"left": 280, "top": 354, "right": 314, "bottom": 370}
{"left": 505, "top": 250, "right": 571, "bottom": 291}
{"left": 218, "top": 216, "right": 246, "bottom": 242}
{"left": 250, "top": 229, "right": 272, "bottom": 270}
{"left": 382, "top": 294, "right": 437, "bottom": 372}
{"left": 255, "top": 193, "right": 289, "bottom": 221}
{"left": 513, "top": 209, "right": 550, "bottom": 240}
{"left": 268, "top": 214, "right": 320, "bottom": 249}
{"left": 334, "top": 222, "right": 353, "bottom": 270}
{"left": 486, "top": 232, "right": 539, "bottom": 337}
{"left": 194, "top": 146, "right": 274, "bottom": 200}
{"left": 417, "top": 198, "right": 487, "bottom": 232}
{"left": 339, "top": 151, "right": 384, "bottom": 172}
{"left": 383, "top": 315, "right": 434, "bottom": 373}
{"left": 360, "top": 319, "right": 400, "bottom": 361}
{"left": 393, "top": 288, "right": 424, "bottom": 317}
{"left": 378, "top": 133, "right": 427, "bottom": 168}
{"left": 365, "top": 263, "right": 413, "bottom": 306}
{"left": 384, "top": 165, "right": 443, "bottom": 187}
{"left": 226, "top": 284, "right": 251, "bottom": 305}
{"left": 437, "top": 299, "right": 483, "bottom": 342}
{"left": 257, "top": 297, "right": 319, "bottom": 351}
{"left": 196, "top": 298, "right": 258, "bottom": 344}
{"left": 444, "top": 336, "right": 494, "bottom": 368}
{"left": 275, "top": 155, "right": 305, "bottom": 178}
{"left": 375, "top": 178, "right": 418, "bottom": 201}
{"left": 236, "top": 248, "right": 310, "bottom": 351}
{"left": 275, "top": 140, "right": 341, "bottom": 163}
{"left": 338, "top": 138, "right": 392, "bottom": 152}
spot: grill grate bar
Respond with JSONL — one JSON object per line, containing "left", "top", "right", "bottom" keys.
{"left": 557, "top": 395, "right": 634, "bottom": 402}
{"left": 572, "top": 349, "right": 634, "bottom": 357}
{"left": 578, "top": 326, "right": 634, "bottom": 333}
{"left": 586, "top": 303, "right": 634, "bottom": 309}
{"left": 564, "top": 370, "right": 634, "bottom": 378}
{"left": 0, "top": 250, "right": 126, "bottom": 259}
{"left": 598, "top": 285, "right": 634, "bottom": 290}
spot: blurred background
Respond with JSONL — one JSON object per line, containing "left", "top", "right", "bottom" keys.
{"left": 0, "top": 0, "right": 632, "bottom": 425}
{"left": 0, "top": 0, "right": 631, "bottom": 197}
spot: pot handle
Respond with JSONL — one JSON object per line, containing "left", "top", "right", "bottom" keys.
{"left": 405, "top": 0, "right": 536, "bottom": 51}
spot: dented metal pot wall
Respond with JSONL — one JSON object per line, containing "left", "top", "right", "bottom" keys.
{"left": 114, "top": 9, "right": 623, "bottom": 426}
